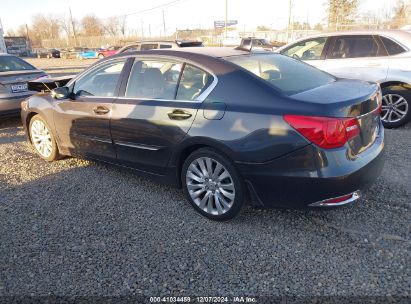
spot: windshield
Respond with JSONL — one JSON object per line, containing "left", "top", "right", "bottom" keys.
{"left": 0, "top": 56, "right": 36, "bottom": 72}
{"left": 225, "top": 54, "right": 335, "bottom": 95}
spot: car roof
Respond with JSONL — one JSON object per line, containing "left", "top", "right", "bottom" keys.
{"left": 279, "top": 30, "right": 411, "bottom": 49}
{"left": 116, "top": 47, "right": 252, "bottom": 59}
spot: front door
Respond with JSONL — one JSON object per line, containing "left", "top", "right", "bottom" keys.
{"left": 110, "top": 58, "right": 215, "bottom": 174}
{"left": 280, "top": 36, "right": 329, "bottom": 70}
{"left": 53, "top": 59, "right": 127, "bottom": 159}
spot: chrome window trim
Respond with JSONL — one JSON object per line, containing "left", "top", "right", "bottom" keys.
{"left": 66, "top": 54, "right": 219, "bottom": 102}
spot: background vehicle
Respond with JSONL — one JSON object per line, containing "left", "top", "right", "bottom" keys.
{"left": 277, "top": 30, "right": 411, "bottom": 128}
{"left": 35, "top": 49, "right": 60, "bottom": 59}
{"left": 78, "top": 48, "right": 101, "bottom": 60}
{"left": 118, "top": 40, "right": 203, "bottom": 53}
{"left": 60, "top": 47, "right": 87, "bottom": 59}
{"left": 22, "top": 48, "right": 384, "bottom": 220}
{"left": 0, "top": 53, "right": 46, "bottom": 116}
{"left": 237, "top": 37, "right": 276, "bottom": 51}
{"left": 97, "top": 46, "right": 121, "bottom": 59}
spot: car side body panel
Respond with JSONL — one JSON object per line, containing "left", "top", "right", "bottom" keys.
{"left": 21, "top": 49, "right": 385, "bottom": 209}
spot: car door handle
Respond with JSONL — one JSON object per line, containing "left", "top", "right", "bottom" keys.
{"left": 168, "top": 110, "right": 192, "bottom": 120}
{"left": 365, "top": 63, "right": 381, "bottom": 67}
{"left": 93, "top": 106, "right": 110, "bottom": 115}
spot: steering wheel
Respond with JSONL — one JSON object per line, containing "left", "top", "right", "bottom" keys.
{"left": 292, "top": 53, "right": 301, "bottom": 60}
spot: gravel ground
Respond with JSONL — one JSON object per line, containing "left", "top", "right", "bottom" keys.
{"left": 0, "top": 117, "right": 410, "bottom": 303}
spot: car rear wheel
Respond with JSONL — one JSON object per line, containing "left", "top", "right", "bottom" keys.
{"left": 29, "top": 115, "right": 60, "bottom": 162}
{"left": 182, "top": 148, "right": 245, "bottom": 221}
{"left": 98, "top": 54, "right": 104, "bottom": 59}
{"left": 381, "top": 86, "right": 411, "bottom": 128}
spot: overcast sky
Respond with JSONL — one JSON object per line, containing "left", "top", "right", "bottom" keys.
{"left": 0, "top": 0, "right": 398, "bottom": 35}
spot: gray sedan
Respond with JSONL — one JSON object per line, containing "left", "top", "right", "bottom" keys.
{"left": 0, "top": 54, "right": 46, "bottom": 116}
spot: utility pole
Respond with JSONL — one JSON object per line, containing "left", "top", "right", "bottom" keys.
{"left": 69, "top": 7, "right": 78, "bottom": 47}
{"left": 162, "top": 10, "right": 166, "bottom": 37}
{"left": 286, "top": 0, "right": 292, "bottom": 42}
{"left": 0, "top": 18, "right": 6, "bottom": 54}
{"left": 149, "top": 24, "right": 152, "bottom": 38}
{"left": 141, "top": 20, "right": 144, "bottom": 38}
{"left": 225, "top": 0, "right": 228, "bottom": 39}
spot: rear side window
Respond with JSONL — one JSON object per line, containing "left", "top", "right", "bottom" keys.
{"left": 176, "top": 65, "right": 213, "bottom": 101}
{"left": 160, "top": 44, "right": 172, "bottom": 49}
{"left": 226, "top": 54, "right": 335, "bottom": 95}
{"left": 0, "top": 56, "right": 35, "bottom": 72}
{"left": 380, "top": 36, "right": 406, "bottom": 55}
{"left": 329, "top": 36, "right": 379, "bottom": 58}
{"left": 126, "top": 60, "right": 182, "bottom": 99}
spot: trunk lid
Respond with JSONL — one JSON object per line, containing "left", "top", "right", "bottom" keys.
{"left": 0, "top": 70, "right": 46, "bottom": 95}
{"left": 290, "top": 79, "right": 381, "bottom": 155}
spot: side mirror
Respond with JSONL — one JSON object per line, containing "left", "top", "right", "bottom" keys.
{"left": 51, "top": 86, "right": 70, "bottom": 100}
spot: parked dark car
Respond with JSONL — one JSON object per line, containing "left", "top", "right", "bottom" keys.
{"left": 21, "top": 48, "right": 384, "bottom": 220}
{"left": 118, "top": 40, "right": 203, "bottom": 53}
{"left": 0, "top": 53, "right": 47, "bottom": 116}
{"left": 35, "top": 49, "right": 60, "bottom": 58}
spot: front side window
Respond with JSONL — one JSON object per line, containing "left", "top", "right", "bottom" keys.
{"left": 380, "top": 36, "right": 406, "bottom": 55}
{"left": 73, "top": 60, "right": 126, "bottom": 97}
{"left": 0, "top": 56, "right": 35, "bottom": 72}
{"left": 176, "top": 65, "right": 213, "bottom": 101}
{"left": 226, "top": 54, "right": 335, "bottom": 95}
{"left": 160, "top": 44, "right": 173, "bottom": 49}
{"left": 126, "top": 60, "right": 182, "bottom": 99}
{"left": 281, "top": 37, "right": 326, "bottom": 60}
{"left": 329, "top": 36, "right": 379, "bottom": 59}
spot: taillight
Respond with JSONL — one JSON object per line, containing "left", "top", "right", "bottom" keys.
{"left": 284, "top": 115, "right": 360, "bottom": 149}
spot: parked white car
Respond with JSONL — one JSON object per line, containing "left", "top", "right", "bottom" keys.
{"left": 277, "top": 30, "right": 411, "bottom": 128}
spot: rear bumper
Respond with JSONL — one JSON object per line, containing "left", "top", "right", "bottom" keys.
{"left": 0, "top": 94, "right": 33, "bottom": 116}
{"left": 237, "top": 126, "right": 385, "bottom": 209}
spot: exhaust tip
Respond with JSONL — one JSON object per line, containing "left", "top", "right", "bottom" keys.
{"left": 309, "top": 191, "right": 361, "bottom": 207}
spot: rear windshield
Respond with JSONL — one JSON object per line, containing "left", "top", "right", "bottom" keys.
{"left": 0, "top": 56, "right": 36, "bottom": 72}
{"left": 225, "top": 54, "right": 335, "bottom": 95}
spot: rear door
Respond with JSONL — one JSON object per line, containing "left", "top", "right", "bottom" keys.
{"left": 110, "top": 57, "right": 215, "bottom": 174}
{"left": 53, "top": 58, "right": 127, "bottom": 159}
{"left": 322, "top": 35, "right": 389, "bottom": 83}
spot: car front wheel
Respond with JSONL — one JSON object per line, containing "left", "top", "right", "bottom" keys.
{"left": 29, "top": 115, "right": 60, "bottom": 161}
{"left": 381, "top": 86, "right": 411, "bottom": 128}
{"left": 182, "top": 148, "right": 245, "bottom": 221}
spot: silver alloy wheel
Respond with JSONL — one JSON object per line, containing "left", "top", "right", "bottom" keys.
{"left": 381, "top": 93, "right": 409, "bottom": 123}
{"left": 31, "top": 119, "right": 53, "bottom": 158}
{"left": 186, "top": 157, "right": 235, "bottom": 216}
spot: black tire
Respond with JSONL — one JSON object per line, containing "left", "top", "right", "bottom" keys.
{"left": 181, "top": 148, "right": 245, "bottom": 221}
{"left": 29, "top": 115, "right": 60, "bottom": 162}
{"left": 381, "top": 86, "right": 411, "bottom": 128}
{"left": 98, "top": 54, "right": 104, "bottom": 59}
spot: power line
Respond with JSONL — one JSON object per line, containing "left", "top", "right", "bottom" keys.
{"left": 123, "top": 0, "right": 188, "bottom": 17}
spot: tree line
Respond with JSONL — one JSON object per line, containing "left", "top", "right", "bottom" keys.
{"left": 7, "top": 13, "right": 127, "bottom": 47}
